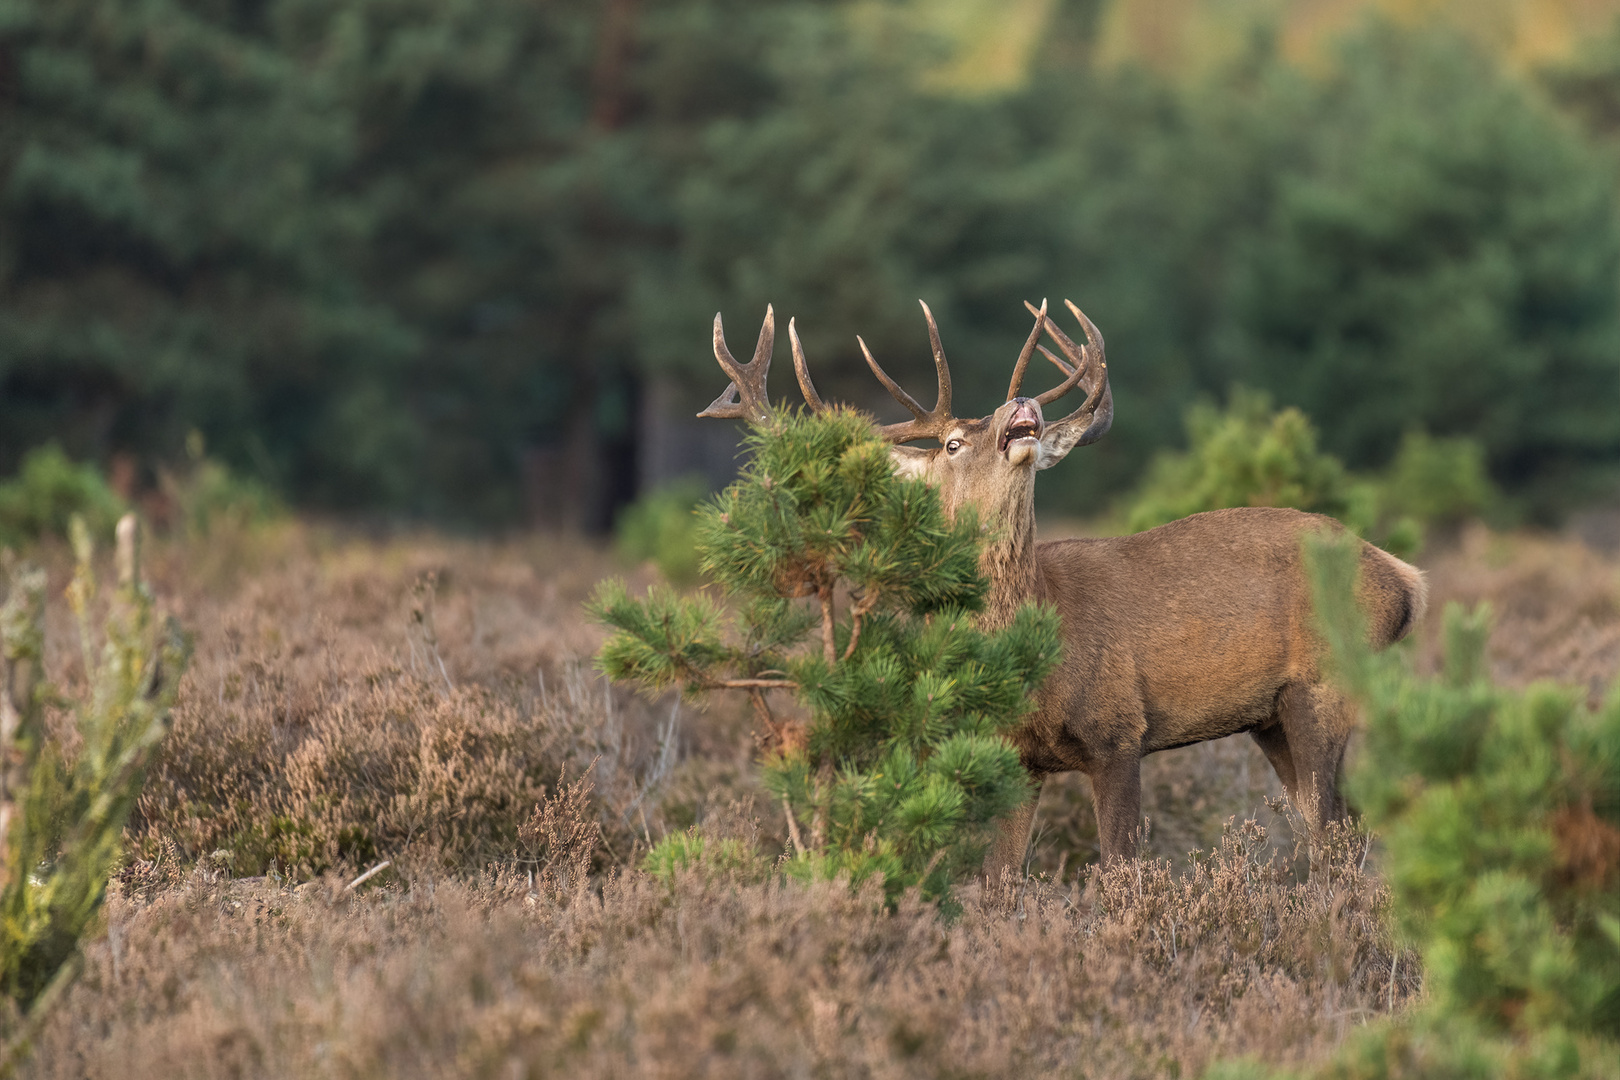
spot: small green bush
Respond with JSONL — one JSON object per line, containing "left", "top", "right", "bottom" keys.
{"left": 0, "top": 446, "right": 126, "bottom": 550}
{"left": 1123, "top": 389, "right": 1369, "bottom": 535}
{"left": 642, "top": 829, "right": 771, "bottom": 885}
{"left": 1212, "top": 536, "right": 1620, "bottom": 1079}
{"left": 1121, "top": 392, "right": 1494, "bottom": 557}
{"left": 0, "top": 515, "right": 188, "bottom": 1068}
{"left": 1380, "top": 429, "right": 1495, "bottom": 531}
{"left": 614, "top": 477, "right": 708, "bottom": 585}
{"left": 162, "top": 431, "right": 283, "bottom": 540}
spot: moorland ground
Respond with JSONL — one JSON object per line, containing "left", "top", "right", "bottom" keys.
{"left": 18, "top": 520, "right": 1620, "bottom": 1078}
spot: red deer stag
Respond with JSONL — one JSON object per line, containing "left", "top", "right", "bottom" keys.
{"left": 700, "top": 301, "right": 1427, "bottom": 872}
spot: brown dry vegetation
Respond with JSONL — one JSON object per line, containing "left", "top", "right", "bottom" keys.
{"left": 17, "top": 522, "right": 1620, "bottom": 1077}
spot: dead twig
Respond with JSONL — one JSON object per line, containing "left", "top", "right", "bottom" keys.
{"left": 345, "top": 860, "right": 392, "bottom": 892}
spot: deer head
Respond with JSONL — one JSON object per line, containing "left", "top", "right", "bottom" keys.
{"left": 702, "top": 299, "right": 1110, "bottom": 619}
{"left": 702, "top": 299, "right": 1110, "bottom": 519}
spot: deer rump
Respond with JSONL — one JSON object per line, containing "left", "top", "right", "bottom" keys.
{"left": 701, "top": 300, "right": 1426, "bottom": 869}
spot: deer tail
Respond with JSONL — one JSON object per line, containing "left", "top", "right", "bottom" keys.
{"left": 1361, "top": 544, "right": 1429, "bottom": 645}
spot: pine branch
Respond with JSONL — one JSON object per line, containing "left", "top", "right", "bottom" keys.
{"left": 781, "top": 795, "right": 807, "bottom": 857}
{"left": 841, "top": 593, "right": 876, "bottom": 662}
{"left": 819, "top": 584, "right": 836, "bottom": 669}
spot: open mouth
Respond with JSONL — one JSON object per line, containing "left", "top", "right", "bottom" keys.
{"left": 1000, "top": 420, "right": 1041, "bottom": 453}
{"left": 999, "top": 406, "right": 1043, "bottom": 453}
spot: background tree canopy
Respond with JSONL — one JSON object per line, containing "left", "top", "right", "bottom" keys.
{"left": 2, "top": 0, "right": 1619, "bottom": 527}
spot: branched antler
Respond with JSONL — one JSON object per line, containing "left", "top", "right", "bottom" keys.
{"left": 698, "top": 306, "right": 776, "bottom": 425}
{"left": 1024, "top": 298, "right": 1113, "bottom": 447}
{"left": 859, "top": 300, "right": 956, "bottom": 444}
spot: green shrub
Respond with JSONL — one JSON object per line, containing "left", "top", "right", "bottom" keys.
{"left": 162, "top": 431, "right": 283, "bottom": 540}
{"left": 1121, "top": 392, "right": 1494, "bottom": 557}
{"left": 1380, "top": 429, "right": 1496, "bottom": 532}
{"left": 0, "top": 446, "right": 126, "bottom": 550}
{"left": 592, "top": 408, "right": 1058, "bottom": 904}
{"left": 614, "top": 477, "right": 708, "bottom": 585}
{"left": 0, "top": 515, "right": 188, "bottom": 1069}
{"left": 1212, "top": 535, "right": 1620, "bottom": 1079}
{"left": 642, "top": 829, "right": 770, "bottom": 886}
{"left": 1123, "top": 389, "right": 1370, "bottom": 536}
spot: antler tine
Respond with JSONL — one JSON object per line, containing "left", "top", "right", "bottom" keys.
{"left": 858, "top": 336, "right": 928, "bottom": 422}
{"left": 1022, "top": 298, "right": 1087, "bottom": 406}
{"left": 917, "top": 300, "right": 952, "bottom": 422}
{"left": 698, "top": 306, "right": 775, "bottom": 425}
{"left": 857, "top": 301, "right": 958, "bottom": 443}
{"left": 788, "top": 318, "right": 831, "bottom": 413}
{"left": 1005, "top": 299, "right": 1048, "bottom": 401}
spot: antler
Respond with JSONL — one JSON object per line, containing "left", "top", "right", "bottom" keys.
{"left": 857, "top": 300, "right": 956, "bottom": 444}
{"left": 1023, "top": 298, "right": 1113, "bottom": 447}
{"left": 788, "top": 317, "right": 831, "bottom": 414}
{"left": 1004, "top": 299, "right": 1049, "bottom": 402}
{"left": 698, "top": 306, "right": 776, "bottom": 425}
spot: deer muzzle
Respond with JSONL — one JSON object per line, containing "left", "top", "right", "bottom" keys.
{"left": 1001, "top": 397, "right": 1044, "bottom": 466}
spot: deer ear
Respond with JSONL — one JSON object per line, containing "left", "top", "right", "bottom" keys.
{"left": 1035, "top": 425, "right": 1083, "bottom": 470}
{"left": 888, "top": 445, "right": 933, "bottom": 481}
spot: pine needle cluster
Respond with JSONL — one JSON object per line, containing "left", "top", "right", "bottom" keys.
{"left": 0, "top": 515, "right": 189, "bottom": 1069}
{"left": 592, "top": 407, "right": 1059, "bottom": 902}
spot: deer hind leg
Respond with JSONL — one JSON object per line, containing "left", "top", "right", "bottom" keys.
{"left": 981, "top": 775, "right": 1045, "bottom": 884}
{"left": 1089, "top": 753, "right": 1144, "bottom": 865}
{"left": 1250, "top": 722, "right": 1299, "bottom": 803}
{"left": 1273, "top": 681, "right": 1353, "bottom": 833}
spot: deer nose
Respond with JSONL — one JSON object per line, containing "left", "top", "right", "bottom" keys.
{"left": 1007, "top": 397, "right": 1044, "bottom": 435}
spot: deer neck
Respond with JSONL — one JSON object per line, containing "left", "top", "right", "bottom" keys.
{"left": 962, "top": 479, "right": 1042, "bottom": 631}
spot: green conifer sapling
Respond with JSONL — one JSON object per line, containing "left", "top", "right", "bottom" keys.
{"left": 591, "top": 408, "right": 1060, "bottom": 901}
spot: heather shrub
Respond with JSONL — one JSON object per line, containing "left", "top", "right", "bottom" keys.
{"left": 595, "top": 407, "right": 1058, "bottom": 902}
{"left": 0, "top": 446, "right": 126, "bottom": 550}
{"left": 24, "top": 807, "right": 1410, "bottom": 1080}
{"left": 130, "top": 650, "right": 569, "bottom": 878}
{"left": 15, "top": 523, "right": 1618, "bottom": 1078}
{"left": 0, "top": 515, "right": 186, "bottom": 1066}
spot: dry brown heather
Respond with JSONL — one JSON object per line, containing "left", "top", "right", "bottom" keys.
{"left": 18, "top": 522, "right": 1620, "bottom": 1078}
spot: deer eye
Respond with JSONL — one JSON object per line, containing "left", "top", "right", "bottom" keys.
{"left": 945, "top": 439, "right": 963, "bottom": 454}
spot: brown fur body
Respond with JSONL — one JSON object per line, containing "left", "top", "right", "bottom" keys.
{"left": 980, "top": 507, "right": 1427, "bottom": 872}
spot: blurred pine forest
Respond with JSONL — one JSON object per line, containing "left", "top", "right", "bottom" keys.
{"left": 5, "top": 0, "right": 1620, "bottom": 528}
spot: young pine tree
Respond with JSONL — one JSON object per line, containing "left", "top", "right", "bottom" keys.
{"left": 591, "top": 407, "right": 1060, "bottom": 902}
{"left": 1211, "top": 535, "right": 1620, "bottom": 1079}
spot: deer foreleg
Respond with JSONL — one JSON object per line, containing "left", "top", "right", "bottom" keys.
{"left": 982, "top": 775, "right": 1045, "bottom": 884}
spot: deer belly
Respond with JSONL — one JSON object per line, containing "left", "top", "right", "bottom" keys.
{"left": 1131, "top": 622, "right": 1291, "bottom": 752}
